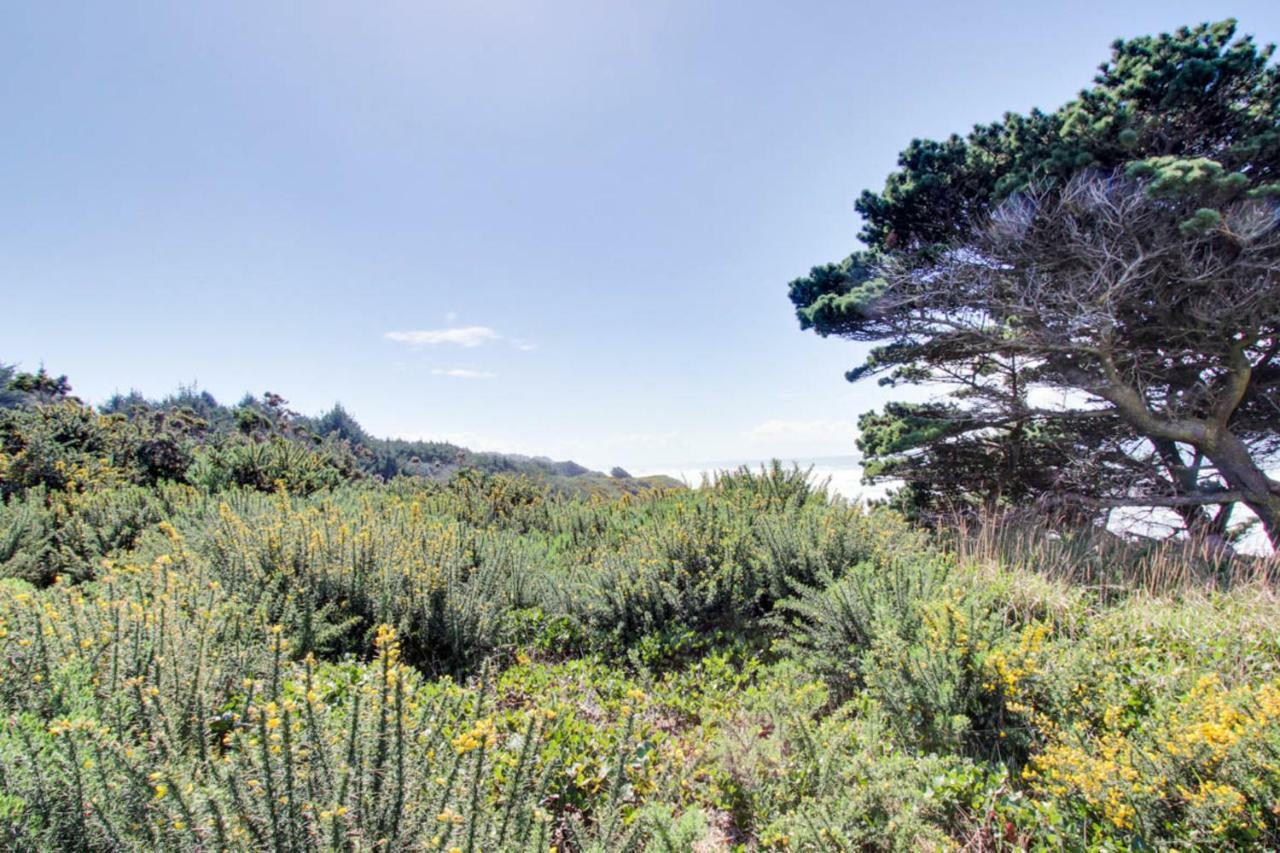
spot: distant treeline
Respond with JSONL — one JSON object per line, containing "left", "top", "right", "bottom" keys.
{"left": 0, "top": 363, "right": 679, "bottom": 498}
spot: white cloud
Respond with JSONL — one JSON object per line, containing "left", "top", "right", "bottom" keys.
{"left": 430, "top": 368, "right": 496, "bottom": 379}
{"left": 385, "top": 325, "right": 539, "bottom": 353}
{"left": 444, "top": 311, "right": 458, "bottom": 322}
{"left": 385, "top": 326, "right": 501, "bottom": 348}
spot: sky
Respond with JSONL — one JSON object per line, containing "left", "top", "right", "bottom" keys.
{"left": 3, "top": 1, "right": 1278, "bottom": 473}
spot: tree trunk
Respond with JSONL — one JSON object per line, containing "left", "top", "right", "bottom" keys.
{"left": 1204, "top": 431, "right": 1280, "bottom": 550}
{"left": 1096, "top": 377, "right": 1277, "bottom": 549}
{"left": 1152, "top": 438, "right": 1217, "bottom": 535}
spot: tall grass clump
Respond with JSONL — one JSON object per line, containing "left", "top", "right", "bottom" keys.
{"left": 951, "top": 508, "right": 1280, "bottom": 596}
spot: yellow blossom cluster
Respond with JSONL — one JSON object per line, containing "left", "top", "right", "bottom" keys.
{"left": 451, "top": 718, "right": 499, "bottom": 754}
{"left": 985, "top": 621, "right": 1049, "bottom": 698}
{"left": 1028, "top": 673, "right": 1280, "bottom": 838}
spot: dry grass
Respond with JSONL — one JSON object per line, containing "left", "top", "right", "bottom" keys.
{"left": 948, "top": 509, "right": 1279, "bottom": 599}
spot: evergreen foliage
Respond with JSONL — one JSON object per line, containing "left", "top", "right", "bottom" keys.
{"left": 789, "top": 20, "right": 1280, "bottom": 543}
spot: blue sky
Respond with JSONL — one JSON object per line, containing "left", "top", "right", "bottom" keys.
{"left": 4, "top": 1, "right": 1277, "bottom": 472}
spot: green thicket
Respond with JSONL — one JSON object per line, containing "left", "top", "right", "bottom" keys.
{"left": 95, "top": 381, "right": 678, "bottom": 498}
{"left": 4, "top": 19, "right": 1280, "bottom": 846}
{"left": 2, "top": 378, "right": 1279, "bottom": 850}
{"left": 0, "top": 364, "right": 675, "bottom": 506}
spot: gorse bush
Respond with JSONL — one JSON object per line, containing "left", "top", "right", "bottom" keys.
{"left": 0, "top": 554, "right": 655, "bottom": 851}
{"left": 774, "top": 545, "right": 1039, "bottom": 760}
{"left": 0, "top": 486, "right": 175, "bottom": 586}
{"left": 776, "top": 548, "right": 952, "bottom": 698}
{"left": 198, "top": 490, "right": 528, "bottom": 674}
{"left": 1023, "top": 673, "right": 1280, "bottom": 846}
{"left": 172, "top": 474, "right": 894, "bottom": 674}
{"left": 2, "top": 441, "right": 1279, "bottom": 848}
{"left": 0, "top": 390, "right": 371, "bottom": 503}
{"left": 188, "top": 437, "right": 361, "bottom": 496}
{"left": 697, "top": 461, "right": 828, "bottom": 512}
{"left": 0, "top": 402, "right": 128, "bottom": 499}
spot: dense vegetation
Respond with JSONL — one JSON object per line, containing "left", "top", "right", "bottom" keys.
{"left": 2, "top": 363, "right": 1280, "bottom": 850}
{"left": 0, "top": 364, "right": 678, "bottom": 505}
{"left": 789, "top": 20, "right": 1280, "bottom": 545}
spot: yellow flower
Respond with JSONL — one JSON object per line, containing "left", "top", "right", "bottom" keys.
{"left": 451, "top": 718, "right": 498, "bottom": 754}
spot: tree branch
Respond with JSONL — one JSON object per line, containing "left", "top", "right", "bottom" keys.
{"left": 1052, "top": 490, "right": 1245, "bottom": 509}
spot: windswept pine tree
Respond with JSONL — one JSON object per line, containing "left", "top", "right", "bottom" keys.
{"left": 790, "top": 20, "right": 1280, "bottom": 545}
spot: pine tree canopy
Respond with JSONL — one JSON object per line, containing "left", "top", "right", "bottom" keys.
{"left": 789, "top": 20, "right": 1280, "bottom": 547}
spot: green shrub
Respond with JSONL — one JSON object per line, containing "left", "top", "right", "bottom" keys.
{"left": 703, "top": 461, "right": 827, "bottom": 511}
{"left": 776, "top": 552, "right": 952, "bottom": 698}
{"left": 0, "top": 402, "right": 126, "bottom": 499}
{"left": 194, "top": 489, "right": 550, "bottom": 675}
{"left": 0, "top": 562, "right": 653, "bottom": 850}
{"left": 0, "top": 486, "right": 171, "bottom": 586}
{"left": 188, "top": 436, "right": 360, "bottom": 496}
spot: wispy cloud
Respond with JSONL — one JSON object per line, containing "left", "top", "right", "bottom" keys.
{"left": 430, "top": 368, "right": 496, "bottom": 379}
{"left": 509, "top": 338, "right": 538, "bottom": 352}
{"left": 385, "top": 326, "right": 502, "bottom": 348}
